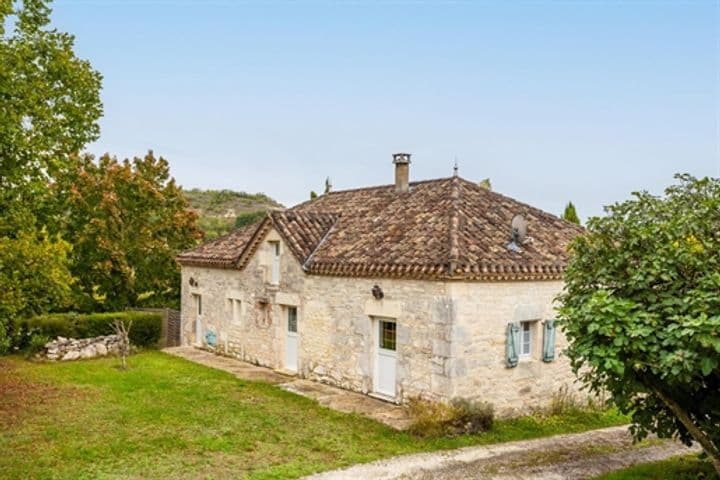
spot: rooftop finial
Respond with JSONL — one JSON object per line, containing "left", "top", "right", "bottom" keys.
{"left": 453, "top": 157, "right": 459, "bottom": 177}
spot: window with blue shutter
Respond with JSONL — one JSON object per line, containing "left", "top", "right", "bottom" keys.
{"left": 542, "top": 320, "right": 556, "bottom": 362}
{"left": 506, "top": 322, "right": 520, "bottom": 368}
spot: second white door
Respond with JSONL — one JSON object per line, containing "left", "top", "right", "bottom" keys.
{"left": 285, "top": 306, "right": 298, "bottom": 372}
{"left": 374, "top": 318, "right": 397, "bottom": 398}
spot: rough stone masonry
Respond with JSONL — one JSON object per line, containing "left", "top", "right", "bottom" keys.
{"left": 40, "top": 335, "right": 122, "bottom": 361}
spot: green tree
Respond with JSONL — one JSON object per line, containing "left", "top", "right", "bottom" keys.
{"left": 310, "top": 190, "right": 318, "bottom": 200}
{"left": 0, "top": 231, "right": 74, "bottom": 352}
{"left": 478, "top": 178, "right": 492, "bottom": 190}
{"left": 561, "top": 201, "right": 581, "bottom": 224}
{"left": 0, "top": 0, "right": 102, "bottom": 348}
{"left": 0, "top": 0, "right": 103, "bottom": 229}
{"left": 55, "top": 151, "right": 202, "bottom": 311}
{"left": 558, "top": 174, "right": 720, "bottom": 475}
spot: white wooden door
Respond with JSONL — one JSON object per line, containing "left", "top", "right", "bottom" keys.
{"left": 193, "top": 294, "right": 203, "bottom": 346}
{"left": 285, "top": 306, "right": 298, "bottom": 372}
{"left": 374, "top": 318, "right": 397, "bottom": 398}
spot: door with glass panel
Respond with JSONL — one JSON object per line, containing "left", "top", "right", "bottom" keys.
{"left": 373, "top": 317, "right": 397, "bottom": 398}
{"left": 285, "top": 306, "right": 298, "bottom": 372}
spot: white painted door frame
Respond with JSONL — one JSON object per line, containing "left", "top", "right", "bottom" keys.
{"left": 373, "top": 316, "right": 397, "bottom": 399}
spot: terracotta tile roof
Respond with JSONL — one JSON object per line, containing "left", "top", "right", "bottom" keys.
{"left": 176, "top": 221, "right": 264, "bottom": 269}
{"left": 177, "top": 176, "right": 583, "bottom": 280}
{"left": 269, "top": 211, "right": 338, "bottom": 263}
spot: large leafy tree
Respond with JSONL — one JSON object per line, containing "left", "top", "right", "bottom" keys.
{"left": 0, "top": 0, "right": 103, "bottom": 350}
{"left": 55, "top": 152, "right": 202, "bottom": 311}
{"left": 0, "top": 0, "right": 103, "bottom": 226}
{"left": 558, "top": 174, "right": 720, "bottom": 474}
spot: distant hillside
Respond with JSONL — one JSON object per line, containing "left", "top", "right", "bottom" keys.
{"left": 184, "top": 189, "right": 283, "bottom": 240}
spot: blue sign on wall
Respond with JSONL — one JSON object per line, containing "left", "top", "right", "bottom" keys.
{"left": 205, "top": 331, "right": 217, "bottom": 347}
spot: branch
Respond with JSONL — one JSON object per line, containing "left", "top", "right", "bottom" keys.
{"left": 650, "top": 385, "right": 720, "bottom": 475}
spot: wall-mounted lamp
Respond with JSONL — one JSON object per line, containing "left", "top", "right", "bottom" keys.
{"left": 372, "top": 285, "right": 384, "bottom": 300}
{"left": 189, "top": 277, "right": 198, "bottom": 287}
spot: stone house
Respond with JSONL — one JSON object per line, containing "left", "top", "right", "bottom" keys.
{"left": 177, "top": 154, "right": 584, "bottom": 414}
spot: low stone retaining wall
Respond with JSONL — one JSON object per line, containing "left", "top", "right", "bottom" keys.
{"left": 41, "top": 335, "right": 122, "bottom": 361}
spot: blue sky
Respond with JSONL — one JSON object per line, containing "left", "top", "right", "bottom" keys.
{"left": 52, "top": 0, "right": 719, "bottom": 220}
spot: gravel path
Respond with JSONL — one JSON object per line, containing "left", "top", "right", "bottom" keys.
{"left": 304, "top": 426, "right": 700, "bottom": 480}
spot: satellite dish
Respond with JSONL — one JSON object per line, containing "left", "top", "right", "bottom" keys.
{"left": 507, "top": 215, "right": 528, "bottom": 252}
{"left": 511, "top": 215, "right": 527, "bottom": 243}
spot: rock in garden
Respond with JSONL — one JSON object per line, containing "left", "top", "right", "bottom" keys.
{"left": 62, "top": 350, "right": 80, "bottom": 361}
{"left": 95, "top": 343, "right": 108, "bottom": 356}
{"left": 80, "top": 345, "right": 96, "bottom": 359}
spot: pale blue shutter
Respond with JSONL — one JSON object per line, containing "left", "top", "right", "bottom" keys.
{"left": 542, "top": 320, "right": 556, "bottom": 362}
{"left": 506, "top": 322, "right": 520, "bottom": 368}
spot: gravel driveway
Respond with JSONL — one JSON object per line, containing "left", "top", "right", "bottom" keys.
{"left": 304, "top": 426, "right": 699, "bottom": 480}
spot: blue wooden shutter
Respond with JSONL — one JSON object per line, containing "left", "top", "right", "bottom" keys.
{"left": 542, "top": 320, "right": 556, "bottom": 362}
{"left": 506, "top": 322, "right": 520, "bottom": 368}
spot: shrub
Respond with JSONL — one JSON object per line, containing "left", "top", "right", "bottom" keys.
{"left": 408, "top": 397, "right": 494, "bottom": 437}
{"left": 11, "top": 311, "right": 162, "bottom": 350}
{"left": 25, "top": 333, "right": 51, "bottom": 358}
{"left": 449, "top": 398, "right": 495, "bottom": 433}
{"left": 546, "top": 385, "right": 582, "bottom": 416}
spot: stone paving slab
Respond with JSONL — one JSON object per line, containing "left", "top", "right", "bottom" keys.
{"left": 163, "top": 346, "right": 411, "bottom": 430}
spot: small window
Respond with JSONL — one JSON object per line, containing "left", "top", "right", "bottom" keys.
{"left": 520, "top": 321, "right": 532, "bottom": 357}
{"left": 270, "top": 241, "right": 281, "bottom": 284}
{"left": 228, "top": 298, "right": 241, "bottom": 325}
{"left": 379, "top": 320, "right": 396, "bottom": 351}
{"left": 287, "top": 306, "right": 298, "bottom": 333}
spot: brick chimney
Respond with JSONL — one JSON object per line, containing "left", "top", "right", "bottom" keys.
{"left": 392, "top": 153, "right": 411, "bottom": 193}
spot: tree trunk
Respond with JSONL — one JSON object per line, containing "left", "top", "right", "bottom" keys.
{"left": 652, "top": 387, "right": 720, "bottom": 475}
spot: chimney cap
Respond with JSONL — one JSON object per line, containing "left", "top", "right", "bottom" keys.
{"left": 392, "top": 152, "right": 411, "bottom": 164}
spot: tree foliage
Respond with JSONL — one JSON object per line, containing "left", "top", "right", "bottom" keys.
{"left": 0, "top": 0, "right": 102, "bottom": 350}
{"left": 234, "top": 210, "right": 267, "bottom": 229}
{"left": 561, "top": 201, "right": 581, "bottom": 224}
{"left": 0, "top": 230, "right": 74, "bottom": 352}
{"left": 478, "top": 178, "right": 492, "bottom": 190}
{"left": 0, "top": 0, "right": 103, "bottom": 230}
{"left": 558, "top": 174, "right": 720, "bottom": 474}
{"left": 54, "top": 151, "right": 202, "bottom": 311}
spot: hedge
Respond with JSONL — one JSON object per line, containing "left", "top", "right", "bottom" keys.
{"left": 10, "top": 311, "right": 162, "bottom": 351}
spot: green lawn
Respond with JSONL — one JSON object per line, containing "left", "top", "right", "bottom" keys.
{"left": 593, "top": 455, "right": 717, "bottom": 480}
{"left": 0, "top": 351, "right": 627, "bottom": 479}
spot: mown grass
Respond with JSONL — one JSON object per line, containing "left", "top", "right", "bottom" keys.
{"left": 593, "top": 455, "right": 717, "bottom": 479}
{"left": 0, "top": 351, "right": 627, "bottom": 479}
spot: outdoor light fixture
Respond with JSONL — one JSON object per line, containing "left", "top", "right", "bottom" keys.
{"left": 189, "top": 277, "right": 198, "bottom": 287}
{"left": 372, "top": 285, "right": 384, "bottom": 300}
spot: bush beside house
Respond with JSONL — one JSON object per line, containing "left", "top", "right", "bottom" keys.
{"left": 10, "top": 311, "right": 162, "bottom": 351}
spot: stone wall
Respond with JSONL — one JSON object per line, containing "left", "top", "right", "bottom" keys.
{"left": 41, "top": 335, "right": 121, "bottom": 361}
{"left": 180, "top": 231, "right": 455, "bottom": 402}
{"left": 298, "top": 275, "right": 452, "bottom": 400}
{"left": 180, "top": 226, "right": 583, "bottom": 411}
{"left": 448, "top": 281, "right": 585, "bottom": 416}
